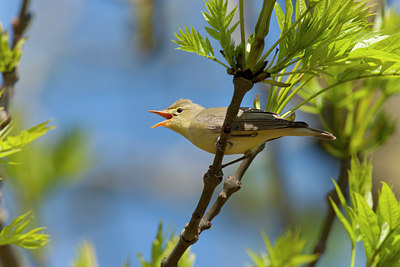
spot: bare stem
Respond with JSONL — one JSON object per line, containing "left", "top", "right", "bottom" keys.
{"left": 309, "top": 158, "right": 351, "bottom": 267}
{"left": 199, "top": 144, "right": 265, "bottom": 232}
{"left": 161, "top": 77, "right": 254, "bottom": 267}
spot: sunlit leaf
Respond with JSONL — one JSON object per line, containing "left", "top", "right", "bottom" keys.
{"left": 0, "top": 211, "right": 49, "bottom": 249}
{"left": 71, "top": 240, "right": 98, "bottom": 267}
{"left": 378, "top": 183, "right": 400, "bottom": 229}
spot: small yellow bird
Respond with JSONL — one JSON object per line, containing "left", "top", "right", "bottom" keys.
{"left": 150, "top": 99, "right": 335, "bottom": 155}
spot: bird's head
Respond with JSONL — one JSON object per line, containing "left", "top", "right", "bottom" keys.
{"left": 149, "top": 99, "right": 204, "bottom": 135}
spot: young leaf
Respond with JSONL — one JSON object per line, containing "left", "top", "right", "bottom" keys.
{"left": 138, "top": 222, "right": 195, "bottom": 267}
{"left": 378, "top": 182, "right": 400, "bottom": 229}
{"left": 355, "top": 193, "right": 380, "bottom": 260}
{"left": 70, "top": 240, "right": 98, "bottom": 267}
{"left": 247, "top": 229, "right": 318, "bottom": 267}
{"left": 0, "top": 211, "right": 49, "bottom": 249}
{"left": 173, "top": 25, "right": 214, "bottom": 59}
{"left": 0, "top": 23, "right": 25, "bottom": 72}
{"left": 253, "top": 95, "right": 260, "bottom": 110}
{"left": 329, "top": 197, "right": 356, "bottom": 245}
{"left": 0, "top": 121, "right": 54, "bottom": 156}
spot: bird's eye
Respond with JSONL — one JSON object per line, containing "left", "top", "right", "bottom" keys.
{"left": 177, "top": 108, "right": 183, "bottom": 113}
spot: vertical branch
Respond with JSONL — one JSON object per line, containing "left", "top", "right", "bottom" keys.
{"left": 309, "top": 158, "right": 351, "bottom": 267}
{"left": 0, "top": 1, "right": 32, "bottom": 267}
{"left": 161, "top": 77, "right": 254, "bottom": 267}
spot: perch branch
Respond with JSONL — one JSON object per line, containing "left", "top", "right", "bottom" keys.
{"left": 161, "top": 77, "right": 254, "bottom": 267}
{"left": 199, "top": 144, "right": 265, "bottom": 232}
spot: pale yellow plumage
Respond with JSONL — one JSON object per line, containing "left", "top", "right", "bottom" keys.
{"left": 150, "top": 99, "right": 335, "bottom": 154}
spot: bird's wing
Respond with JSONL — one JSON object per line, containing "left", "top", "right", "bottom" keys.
{"left": 193, "top": 107, "right": 308, "bottom": 133}
{"left": 232, "top": 108, "right": 308, "bottom": 132}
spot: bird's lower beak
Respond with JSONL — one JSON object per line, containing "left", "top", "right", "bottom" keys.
{"left": 149, "top": 110, "right": 173, "bottom": 128}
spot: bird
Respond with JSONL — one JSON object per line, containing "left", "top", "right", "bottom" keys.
{"left": 149, "top": 99, "right": 335, "bottom": 155}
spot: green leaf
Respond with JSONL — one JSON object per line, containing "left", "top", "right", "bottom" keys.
{"left": 274, "top": 2, "right": 285, "bottom": 32}
{"left": 355, "top": 193, "right": 380, "bottom": 260}
{"left": 348, "top": 157, "right": 373, "bottom": 207}
{"left": 5, "top": 125, "right": 90, "bottom": 210}
{"left": 0, "top": 211, "right": 49, "bottom": 249}
{"left": 173, "top": 25, "right": 214, "bottom": 58}
{"left": 0, "top": 24, "right": 26, "bottom": 72}
{"left": 247, "top": 229, "right": 317, "bottom": 267}
{"left": 0, "top": 121, "right": 54, "bottom": 157}
{"left": 70, "top": 240, "right": 98, "bottom": 267}
{"left": 261, "top": 79, "right": 291, "bottom": 87}
{"left": 378, "top": 182, "right": 400, "bottom": 229}
{"left": 331, "top": 179, "right": 351, "bottom": 217}
{"left": 138, "top": 221, "right": 195, "bottom": 267}
{"left": 253, "top": 95, "right": 260, "bottom": 110}
{"left": 330, "top": 197, "right": 356, "bottom": 245}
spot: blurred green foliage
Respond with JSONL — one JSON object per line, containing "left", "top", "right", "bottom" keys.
{"left": 0, "top": 121, "right": 53, "bottom": 159}
{"left": 138, "top": 222, "right": 195, "bottom": 267}
{"left": 0, "top": 23, "right": 24, "bottom": 72}
{"left": 247, "top": 229, "right": 318, "bottom": 267}
{"left": 4, "top": 126, "right": 90, "bottom": 210}
{"left": 70, "top": 240, "right": 98, "bottom": 267}
{"left": 332, "top": 157, "right": 400, "bottom": 267}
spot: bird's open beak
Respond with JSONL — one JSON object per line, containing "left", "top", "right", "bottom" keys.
{"left": 149, "top": 110, "right": 173, "bottom": 128}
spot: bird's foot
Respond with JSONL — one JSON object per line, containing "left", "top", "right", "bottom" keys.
{"left": 215, "top": 137, "right": 233, "bottom": 152}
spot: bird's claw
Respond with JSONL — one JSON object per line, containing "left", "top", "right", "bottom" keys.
{"left": 215, "top": 137, "right": 233, "bottom": 152}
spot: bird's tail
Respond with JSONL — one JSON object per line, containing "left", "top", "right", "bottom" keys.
{"left": 303, "top": 127, "right": 336, "bottom": 140}
{"left": 288, "top": 121, "right": 336, "bottom": 140}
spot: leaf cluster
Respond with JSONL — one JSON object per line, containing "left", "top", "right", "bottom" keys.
{"left": 283, "top": 4, "right": 400, "bottom": 117}
{"left": 300, "top": 74, "right": 397, "bottom": 158}
{"left": 0, "top": 23, "right": 24, "bottom": 73}
{"left": 0, "top": 211, "right": 49, "bottom": 249}
{"left": 267, "top": 1, "right": 400, "bottom": 116}
{"left": 173, "top": 0, "right": 400, "bottom": 120}
{"left": 138, "top": 222, "right": 195, "bottom": 267}
{"left": 247, "top": 229, "right": 318, "bottom": 267}
{"left": 332, "top": 157, "right": 400, "bottom": 267}
{"left": 272, "top": 0, "right": 370, "bottom": 74}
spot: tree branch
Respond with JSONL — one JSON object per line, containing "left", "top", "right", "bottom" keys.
{"left": 0, "top": 0, "right": 32, "bottom": 112}
{"left": 309, "top": 157, "right": 351, "bottom": 267}
{"left": 199, "top": 144, "right": 265, "bottom": 232}
{"left": 161, "top": 77, "right": 254, "bottom": 267}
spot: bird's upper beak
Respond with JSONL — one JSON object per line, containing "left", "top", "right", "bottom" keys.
{"left": 149, "top": 110, "right": 173, "bottom": 128}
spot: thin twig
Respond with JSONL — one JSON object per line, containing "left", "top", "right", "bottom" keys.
{"left": 1, "top": 0, "right": 32, "bottom": 112}
{"left": 199, "top": 144, "right": 265, "bottom": 232}
{"left": 309, "top": 158, "right": 351, "bottom": 267}
{"left": 161, "top": 77, "right": 254, "bottom": 267}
